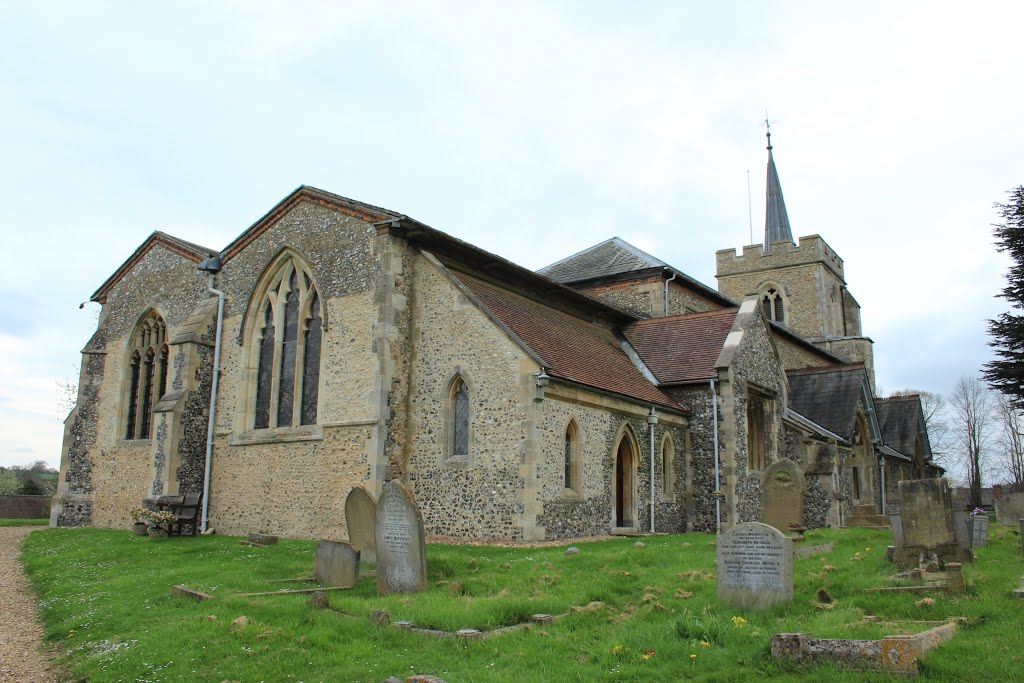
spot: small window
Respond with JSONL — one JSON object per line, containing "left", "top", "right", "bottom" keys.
{"left": 125, "top": 311, "right": 168, "bottom": 440}
{"left": 662, "top": 436, "right": 675, "bottom": 496}
{"left": 451, "top": 377, "right": 469, "bottom": 456}
{"left": 761, "top": 287, "right": 785, "bottom": 325}
{"left": 564, "top": 421, "right": 580, "bottom": 492}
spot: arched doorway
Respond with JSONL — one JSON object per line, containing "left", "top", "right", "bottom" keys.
{"left": 614, "top": 432, "right": 637, "bottom": 528}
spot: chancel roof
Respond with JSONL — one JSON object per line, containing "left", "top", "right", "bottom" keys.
{"left": 786, "top": 364, "right": 875, "bottom": 442}
{"left": 873, "top": 395, "right": 933, "bottom": 461}
{"left": 448, "top": 270, "right": 685, "bottom": 412}
{"left": 623, "top": 310, "right": 739, "bottom": 384}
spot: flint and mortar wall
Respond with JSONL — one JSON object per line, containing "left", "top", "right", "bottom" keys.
{"left": 578, "top": 277, "right": 721, "bottom": 319}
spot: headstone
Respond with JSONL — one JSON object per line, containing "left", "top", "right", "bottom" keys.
{"left": 717, "top": 521, "right": 793, "bottom": 610}
{"left": 345, "top": 486, "right": 378, "bottom": 566}
{"left": 374, "top": 480, "right": 428, "bottom": 595}
{"left": 950, "top": 488, "right": 970, "bottom": 553}
{"left": 995, "top": 492, "right": 1024, "bottom": 525}
{"left": 1020, "top": 519, "right": 1024, "bottom": 555}
{"left": 761, "top": 458, "right": 805, "bottom": 535}
{"left": 894, "top": 479, "right": 972, "bottom": 569}
{"left": 889, "top": 512, "right": 904, "bottom": 549}
{"left": 314, "top": 540, "right": 360, "bottom": 588}
{"left": 968, "top": 515, "right": 989, "bottom": 548}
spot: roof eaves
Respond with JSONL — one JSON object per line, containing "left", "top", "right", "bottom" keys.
{"left": 784, "top": 408, "right": 848, "bottom": 444}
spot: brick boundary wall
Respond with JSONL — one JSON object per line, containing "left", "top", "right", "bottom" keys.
{"left": 0, "top": 495, "right": 52, "bottom": 519}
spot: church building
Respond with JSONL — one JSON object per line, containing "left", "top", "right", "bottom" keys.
{"left": 51, "top": 138, "right": 941, "bottom": 540}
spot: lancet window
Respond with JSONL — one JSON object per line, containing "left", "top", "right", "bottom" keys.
{"left": 761, "top": 287, "right": 785, "bottom": 325}
{"left": 252, "top": 258, "right": 322, "bottom": 429}
{"left": 450, "top": 376, "right": 470, "bottom": 456}
{"left": 125, "top": 311, "right": 168, "bottom": 440}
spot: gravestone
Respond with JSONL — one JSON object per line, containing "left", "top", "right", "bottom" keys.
{"left": 374, "top": 480, "right": 427, "bottom": 595}
{"left": 761, "top": 458, "right": 805, "bottom": 535}
{"left": 968, "top": 515, "right": 989, "bottom": 549}
{"left": 950, "top": 488, "right": 970, "bottom": 553}
{"left": 717, "top": 522, "right": 793, "bottom": 610}
{"left": 894, "top": 479, "right": 972, "bottom": 569}
{"left": 314, "top": 540, "right": 360, "bottom": 588}
{"left": 1020, "top": 519, "right": 1024, "bottom": 555}
{"left": 889, "top": 512, "right": 904, "bottom": 549}
{"left": 345, "top": 486, "right": 377, "bottom": 566}
{"left": 995, "top": 492, "right": 1024, "bottom": 525}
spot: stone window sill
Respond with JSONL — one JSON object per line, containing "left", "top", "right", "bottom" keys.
{"left": 118, "top": 438, "right": 153, "bottom": 446}
{"left": 444, "top": 454, "right": 471, "bottom": 469}
{"left": 230, "top": 425, "right": 323, "bottom": 446}
{"left": 559, "top": 489, "right": 583, "bottom": 501}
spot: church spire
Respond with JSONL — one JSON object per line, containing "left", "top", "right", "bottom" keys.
{"left": 763, "top": 121, "right": 794, "bottom": 251}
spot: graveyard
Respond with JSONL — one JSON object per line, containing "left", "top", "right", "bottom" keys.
{"left": 18, "top": 513, "right": 1024, "bottom": 682}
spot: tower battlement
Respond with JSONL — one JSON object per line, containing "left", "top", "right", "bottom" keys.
{"left": 715, "top": 234, "right": 845, "bottom": 280}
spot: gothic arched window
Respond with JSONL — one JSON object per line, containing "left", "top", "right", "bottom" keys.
{"left": 761, "top": 287, "right": 785, "bottom": 325}
{"left": 450, "top": 376, "right": 470, "bottom": 456}
{"left": 125, "top": 311, "right": 168, "bottom": 440}
{"left": 662, "top": 435, "right": 675, "bottom": 496}
{"left": 252, "top": 257, "right": 323, "bottom": 429}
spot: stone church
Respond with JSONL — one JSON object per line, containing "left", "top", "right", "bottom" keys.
{"left": 51, "top": 139, "right": 941, "bottom": 540}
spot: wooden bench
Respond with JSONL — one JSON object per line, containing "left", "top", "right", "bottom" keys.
{"left": 154, "top": 493, "right": 202, "bottom": 537}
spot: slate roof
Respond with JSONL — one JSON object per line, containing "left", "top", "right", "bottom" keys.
{"left": 538, "top": 237, "right": 666, "bottom": 283}
{"left": 623, "top": 310, "right": 738, "bottom": 384}
{"left": 449, "top": 270, "right": 684, "bottom": 412}
{"left": 786, "top": 364, "right": 873, "bottom": 441}
{"left": 764, "top": 146, "right": 795, "bottom": 250}
{"left": 874, "top": 395, "right": 932, "bottom": 460}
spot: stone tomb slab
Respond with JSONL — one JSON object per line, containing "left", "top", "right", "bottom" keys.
{"left": 717, "top": 522, "right": 793, "bottom": 610}
{"left": 761, "top": 458, "right": 805, "bottom": 534}
{"left": 374, "top": 480, "right": 428, "bottom": 595}
{"left": 345, "top": 486, "right": 377, "bottom": 566}
{"left": 314, "top": 540, "right": 360, "bottom": 588}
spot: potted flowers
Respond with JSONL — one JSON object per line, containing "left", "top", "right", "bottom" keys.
{"left": 130, "top": 508, "right": 149, "bottom": 536}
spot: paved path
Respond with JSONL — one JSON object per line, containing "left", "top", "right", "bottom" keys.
{"left": 0, "top": 526, "right": 64, "bottom": 682}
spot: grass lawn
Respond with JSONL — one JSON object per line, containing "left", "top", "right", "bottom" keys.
{"left": 0, "top": 518, "right": 48, "bottom": 526}
{"left": 19, "top": 522, "right": 1024, "bottom": 682}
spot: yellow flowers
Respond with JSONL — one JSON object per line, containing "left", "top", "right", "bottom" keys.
{"left": 642, "top": 650, "right": 656, "bottom": 660}
{"left": 610, "top": 644, "right": 624, "bottom": 654}
{"left": 699, "top": 641, "right": 711, "bottom": 647}
{"left": 690, "top": 653, "right": 698, "bottom": 660}
{"left": 731, "top": 616, "right": 748, "bottom": 628}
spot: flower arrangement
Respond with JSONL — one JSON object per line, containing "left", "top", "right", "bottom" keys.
{"left": 130, "top": 507, "right": 176, "bottom": 528}
{"left": 971, "top": 507, "right": 986, "bottom": 516}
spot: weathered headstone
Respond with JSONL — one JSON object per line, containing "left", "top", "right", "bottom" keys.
{"left": 761, "top": 458, "right": 805, "bottom": 535}
{"left": 995, "top": 492, "right": 1024, "bottom": 525}
{"left": 345, "top": 486, "right": 377, "bottom": 566}
{"left": 314, "top": 540, "right": 360, "bottom": 588}
{"left": 894, "top": 479, "right": 972, "bottom": 569}
{"left": 968, "top": 515, "right": 989, "bottom": 549}
{"left": 889, "top": 512, "right": 904, "bottom": 549}
{"left": 950, "top": 488, "right": 971, "bottom": 553}
{"left": 1020, "top": 519, "right": 1024, "bottom": 555}
{"left": 717, "top": 521, "right": 793, "bottom": 610}
{"left": 374, "top": 480, "right": 427, "bottom": 595}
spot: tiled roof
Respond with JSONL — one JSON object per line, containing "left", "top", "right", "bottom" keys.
{"left": 874, "top": 396, "right": 932, "bottom": 460}
{"left": 450, "top": 271, "right": 684, "bottom": 412}
{"left": 623, "top": 310, "right": 738, "bottom": 384}
{"left": 786, "top": 365, "right": 872, "bottom": 441}
{"left": 538, "top": 237, "right": 667, "bottom": 283}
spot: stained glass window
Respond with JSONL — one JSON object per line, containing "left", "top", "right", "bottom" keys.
{"left": 250, "top": 256, "right": 323, "bottom": 430}
{"left": 452, "top": 378, "right": 469, "bottom": 456}
{"left": 564, "top": 429, "right": 573, "bottom": 489}
{"left": 124, "top": 311, "right": 167, "bottom": 440}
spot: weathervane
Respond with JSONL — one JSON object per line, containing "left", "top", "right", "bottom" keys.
{"left": 764, "top": 112, "right": 777, "bottom": 151}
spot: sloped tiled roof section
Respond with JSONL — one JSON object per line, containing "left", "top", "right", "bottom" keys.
{"left": 786, "top": 365, "right": 871, "bottom": 441}
{"left": 450, "top": 271, "right": 685, "bottom": 412}
{"left": 538, "top": 237, "right": 667, "bottom": 283}
{"left": 874, "top": 396, "right": 932, "bottom": 460}
{"left": 623, "top": 310, "right": 739, "bottom": 384}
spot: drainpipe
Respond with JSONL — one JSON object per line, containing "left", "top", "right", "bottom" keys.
{"left": 648, "top": 406, "right": 659, "bottom": 532}
{"left": 711, "top": 378, "right": 721, "bottom": 535}
{"left": 664, "top": 271, "right": 678, "bottom": 317}
{"left": 879, "top": 456, "right": 886, "bottom": 515}
{"left": 198, "top": 260, "right": 225, "bottom": 533}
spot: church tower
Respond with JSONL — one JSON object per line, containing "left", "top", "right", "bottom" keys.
{"left": 715, "top": 129, "right": 876, "bottom": 390}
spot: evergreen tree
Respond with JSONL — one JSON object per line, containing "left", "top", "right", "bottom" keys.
{"left": 984, "top": 186, "right": 1024, "bottom": 401}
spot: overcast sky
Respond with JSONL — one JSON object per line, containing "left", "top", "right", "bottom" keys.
{"left": 1, "top": 1, "right": 1021, "bottom": 470}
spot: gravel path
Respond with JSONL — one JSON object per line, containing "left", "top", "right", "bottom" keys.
{"left": 0, "top": 526, "right": 65, "bottom": 683}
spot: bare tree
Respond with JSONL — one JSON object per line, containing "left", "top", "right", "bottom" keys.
{"left": 948, "top": 375, "right": 995, "bottom": 507}
{"left": 995, "top": 393, "right": 1024, "bottom": 486}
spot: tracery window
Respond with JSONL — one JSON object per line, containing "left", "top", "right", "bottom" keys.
{"left": 450, "top": 376, "right": 470, "bottom": 456}
{"left": 252, "top": 258, "right": 322, "bottom": 429}
{"left": 761, "top": 287, "right": 785, "bottom": 325}
{"left": 125, "top": 311, "right": 168, "bottom": 440}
